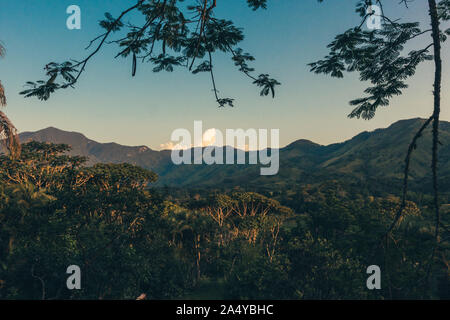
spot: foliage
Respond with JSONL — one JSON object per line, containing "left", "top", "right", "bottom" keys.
{"left": 0, "top": 41, "right": 20, "bottom": 158}
{"left": 20, "top": 0, "right": 280, "bottom": 107}
{"left": 0, "top": 142, "right": 448, "bottom": 299}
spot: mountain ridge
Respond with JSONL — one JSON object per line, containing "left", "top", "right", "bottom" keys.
{"left": 12, "top": 118, "right": 450, "bottom": 190}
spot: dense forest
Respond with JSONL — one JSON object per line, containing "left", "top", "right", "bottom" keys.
{"left": 0, "top": 141, "right": 448, "bottom": 299}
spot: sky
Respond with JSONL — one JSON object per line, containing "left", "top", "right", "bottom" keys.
{"left": 0, "top": 0, "right": 449, "bottom": 150}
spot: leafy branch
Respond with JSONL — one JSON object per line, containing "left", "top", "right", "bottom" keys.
{"left": 20, "top": 0, "right": 279, "bottom": 107}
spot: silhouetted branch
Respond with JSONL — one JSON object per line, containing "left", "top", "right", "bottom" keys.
{"left": 71, "top": 0, "right": 145, "bottom": 84}
{"left": 385, "top": 115, "right": 433, "bottom": 236}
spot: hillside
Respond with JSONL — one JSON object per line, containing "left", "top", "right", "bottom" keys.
{"left": 19, "top": 126, "right": 173, "bottom": 170}
{"left": 14, "top": 118, "right": 450, "bottom": 192}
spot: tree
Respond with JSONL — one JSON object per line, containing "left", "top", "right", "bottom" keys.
{"left": 0, "top": 41, "right": 20, "bottom": 158}
{"left": 20, "top": 0, "right": 279, "bottom": 107}
{"left": 0, "top": 142, "right": 191, "bottom": 299}
{"left": 309, "top": 0, "right": 448, "bottom": 285}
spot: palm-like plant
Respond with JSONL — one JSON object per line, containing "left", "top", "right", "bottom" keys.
{"left": 0, "top": 41, "right": 20, "bottom": 158}
{"left": 0, "top": 42, "right": 6, "bottom": 106}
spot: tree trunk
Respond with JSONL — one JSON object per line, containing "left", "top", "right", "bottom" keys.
{"left": 428, "top": 0, "right": 442, "bottom": 243}
{"left": 427, "top": 0, "right": 442, "bottom": 286}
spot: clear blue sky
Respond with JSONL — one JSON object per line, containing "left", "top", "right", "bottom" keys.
{"left": 0, "top": 0, "right": 448, "bottom": 149}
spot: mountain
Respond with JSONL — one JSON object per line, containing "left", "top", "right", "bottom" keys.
{"left": 19, "top": 126, "right": 173, "bottom": 171}
{"left": 14, "top": 118, "right": 450, "bottom": 192}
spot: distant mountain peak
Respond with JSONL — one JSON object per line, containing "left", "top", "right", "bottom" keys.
{"left": 387, "top": 117, "right": 428, "bottom": 128}
{"left": 286, "top": 139, "right": 320, "bottom": 148}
